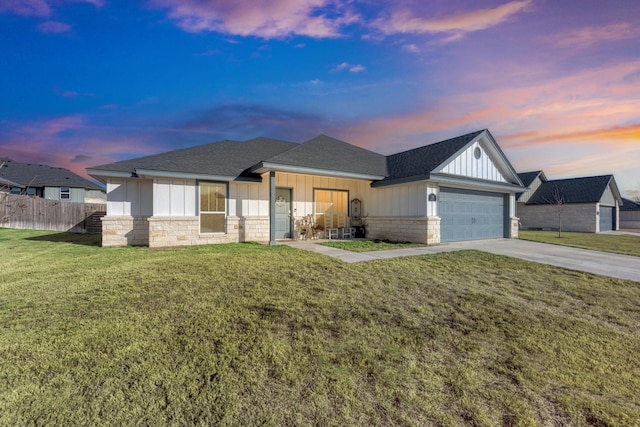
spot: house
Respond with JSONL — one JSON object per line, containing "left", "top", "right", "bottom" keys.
{"left": 620, "top": 198, "right": 640, "bottom": 230}
{"left": 0, "top": 158, "right": 106, "bottom": 203}
{"left": 87, "top": 129, "right": 525, "bottom": 248}
{"left": 516, "top": 171, "right": 622, "bottom": 232}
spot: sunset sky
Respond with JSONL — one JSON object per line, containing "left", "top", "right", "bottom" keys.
{"left": 1, "top": 0, "right": 639, "bottom": 198}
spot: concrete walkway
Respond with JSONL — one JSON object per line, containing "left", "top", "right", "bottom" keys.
{"left": 281, "top": 239, "right": 640, "bottom": 282}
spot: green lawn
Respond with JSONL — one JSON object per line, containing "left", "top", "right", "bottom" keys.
{"left": 319, "top": 239, "right": 425, "bottom": 252}
{"left": 1, "top": 228, "right": 639, "bottom": 426}
{"left": 520, "top": 230, "right": 640, "bottom": 257}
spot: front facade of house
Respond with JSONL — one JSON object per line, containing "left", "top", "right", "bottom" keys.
{"left": 88, "top": 130, "right": 525, "bottom": 248}
{"left": 517, "top": 172, "right": 622, "bottom": 233}
{"left": 0, "top": 158, "right": 106, "bottom": 203}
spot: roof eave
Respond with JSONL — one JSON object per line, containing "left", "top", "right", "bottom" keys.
{"left": 371, "top": 174, "right": 431, "bottom": 188}
{"left": 0, "top": 177, "right": 24, "bottom": 188}
{"left": 134, "top": 169, "right": 261, "bottom": 182}
{"left": 431, "top": 173, "right": 527, "bottom": 192}
{"left": 250, "top": 162, "right": 385, "bottom": 181}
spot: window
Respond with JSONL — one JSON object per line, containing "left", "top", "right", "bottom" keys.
{"left": 314, "top": 189, "right": 348, "bottom": 227}
{"left": 200, "top": 182, "right": 226, "bottom": 233}
{"left": 10, "top": 187, "right": 21, "bottom": 195}
{"left": 60, "top": 186, "right": 70, "bottom": 200}
{"left": 26, "top": 188, "right": 36, "bottom": 196}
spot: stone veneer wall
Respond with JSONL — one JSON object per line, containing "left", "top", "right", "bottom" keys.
{"left": 147, "top": 216, "right": 271, "bottom": 248}
{"left": 517, "top": 203, "right": 597, "bottom": 233}
{"left": 510, "top": 217, "right": 519, "bottom": 239}
{"left": 101, "top": 216, "right": 149, "bottom": 247}
{"left": 366, "top": 216, "right": 441, "bottom": 245}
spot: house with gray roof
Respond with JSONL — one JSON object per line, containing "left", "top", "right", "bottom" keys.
{"left": 87, "top": 129, "right": 525, "bottom": 247}
{"left": 0, "top": 158, "right": 105, "bottom": 203}
{"left": 516, "top": 171, "right": 622, "bottom": 233}
{"left": 620, "top": 198, "right": 640, "bottom": 229}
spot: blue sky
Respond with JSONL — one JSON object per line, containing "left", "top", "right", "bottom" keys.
{"left": 1, "top": 0, "right": 639, "bottom": 198}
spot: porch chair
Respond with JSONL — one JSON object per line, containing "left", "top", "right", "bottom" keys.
{"left": 324, "top": 212, "right": 339, "bottom": 239}
{"left": 337, "top": 214, "right": 353, "bottom": 239}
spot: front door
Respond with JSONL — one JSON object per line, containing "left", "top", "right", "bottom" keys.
{"left": 275, "top": 188, "right": 292, "bottom": 239}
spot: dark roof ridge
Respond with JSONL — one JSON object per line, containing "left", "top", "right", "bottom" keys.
{"left": 390, "top": 129, "right": 486, "bottom": 157}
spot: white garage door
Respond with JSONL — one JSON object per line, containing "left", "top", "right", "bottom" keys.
{"left": 440, "top": 188, "right": 507, "bottom": 242}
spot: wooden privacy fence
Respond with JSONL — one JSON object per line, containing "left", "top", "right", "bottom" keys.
{"left": 0, "top": 193, "right": 106, "bottom": 234}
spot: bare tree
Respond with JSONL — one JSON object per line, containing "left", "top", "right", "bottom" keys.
{"left": 631, "top": 181, "right": 640, "bottom": 204}
{"left": 544, "top": 185, "right": 566, "bottom": 238}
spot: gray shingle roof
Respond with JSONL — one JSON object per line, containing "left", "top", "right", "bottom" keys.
{"left": 262, "top": 134, "right": 387, "bottom": 177}
{"left": 90, "top": 138, "right": 298, "bottom": 179}
{"left": 526, "top": 175, "right": 614, "bottom": 205}
{"left": 517, "top": 171, "right": 544, "bottom": 187}
{"left": 621, "top": 198, "right": 640, "bottom": 211}
{"left": 373, "top": 129, "right": 485, "bottom": 186}
{"left": 0, "top": 158, "right": 103, "bottom": 190}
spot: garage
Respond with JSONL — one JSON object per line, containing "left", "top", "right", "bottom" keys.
{"left": 599, "top": 206, "right": 614, "bottom": 232}
{"left": 440, "top": 188, "right": 507, "bottom": 242}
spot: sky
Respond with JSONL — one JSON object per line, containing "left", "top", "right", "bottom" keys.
{"left": 1, "top": 0, "right": 639, "bottom": 198}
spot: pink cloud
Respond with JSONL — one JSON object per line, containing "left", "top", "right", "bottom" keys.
{"left": 37, "top": 20, "right": 72, "bottom": 33}
{"left": 0, "top": 115, "right": 158, "bottom": 179}
{"left": 372, "top": 0, "right": 533, "bottom": 38}
{"left": 147, "top": 0, "right": 359, "bottom": 38}
{"left": 402, "top": 43, "right": 420, "bottom": 53}
{"left": 554, "top": 23, "right": 640, "bottom": 48}
{"left": 0, "top": 0, "right": 51, "bottom": 17}
{"left": 0, "top": 0, "right": 103, "bottom": 17}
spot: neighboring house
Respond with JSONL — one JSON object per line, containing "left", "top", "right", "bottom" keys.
{"left": 620, "top": 198, "right": 640, "bottom": 229}
{"left": 87, "top": 129, "right": 525, "bottom": 248}
{"left": 0, "top": 158, "right": 106, "bottom": 203}
{"left": 516, "top": 171, "right": 622, "bottom": 233}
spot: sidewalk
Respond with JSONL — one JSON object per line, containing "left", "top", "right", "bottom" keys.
{"left": 281, "top": 239, "right": 640, "bottom": 282}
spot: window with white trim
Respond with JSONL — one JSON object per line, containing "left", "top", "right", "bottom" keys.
{"left": 60, "top": 186, "right": 70, "bottom": 200}
{"left": 199, "top": 182, "right": 226, "bottom": 233}
{"left": 314, "top": 189, "right": 348, "bottom": 228}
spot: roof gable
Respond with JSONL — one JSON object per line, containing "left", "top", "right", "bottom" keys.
{"left": 516, "top": 171, "right": 547, "bottom": 202}
{"left": 437, "top": 138, "right": 507, "bottom": 183}
{"left": 0, "top": 158, "right": 103, "bottom": 190}
{"left": 517, "top": 171, "right": 546, "bottom": 187}
{"left": 375, "top": 130, "right": 484, "bottom": 186}
{"left": 374, "top": 129, "right": 523, "bottom": 188}
{"left": 526, "top": 175, "right": 619, "bottom": 205}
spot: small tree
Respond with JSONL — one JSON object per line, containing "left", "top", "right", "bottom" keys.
{"left": 544, "top": 185, "right": 566, "bottom": 238}
{"left": 631, "top": 181, "right": 640, "bottom": 204}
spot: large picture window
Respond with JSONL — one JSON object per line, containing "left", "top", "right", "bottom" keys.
{"left": 314, "top": 189, "right": 348, "bottom": 228}
{"left": 200, "top": 182, "right": 226, "bottom": 233}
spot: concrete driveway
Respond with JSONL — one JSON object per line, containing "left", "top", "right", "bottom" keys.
{"left": 284, "top": 239, "right": 640, "bottom": 282}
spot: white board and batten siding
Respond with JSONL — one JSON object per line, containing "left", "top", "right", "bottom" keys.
{"left": 426, "top": 183, "right": 439, "bottom": 217}
{"left": 368, "top": 181, "right": 427, "bottom": 217}
{"left": 106, "top": 179, "right": 153, "bottom": 217}
{"left": 275, "top": 172, "right": 371, "bottom": 217}
{"left": 518, "top": 175, "right": 544, "bottom": 204}
{"left": 600, "top": 183, "right": 617, "bottom": 207}
{"left": 438, "top": 142, "right": 507, "bottom": 183}
{"left": 229, "top": 179, "right": 270, "bottom": 217}
{"left": 153, "top": 179, "right": 196, "bottom": 216}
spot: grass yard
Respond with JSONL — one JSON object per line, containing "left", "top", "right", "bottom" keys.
{"left": 1, "top": 228, "right": 639, "bottom": 426}
{"left": 519, "top": 230, "right": 640, "bottom": 257}
{"left": 319, "top": 239, "right": 425, "bottom": 252}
